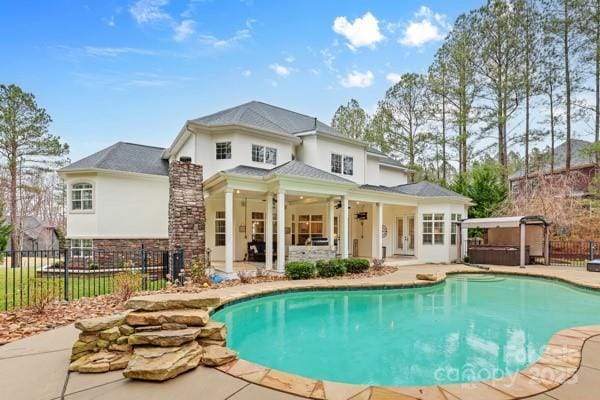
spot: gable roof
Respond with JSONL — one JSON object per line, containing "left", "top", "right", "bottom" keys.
{"left": 223, "top": 160, "right": 354, "bottom": 184}
{"left": 360, "top": 181, "right": 466, "bottom": 198}
{"left": 61, "top": 142, "right": 168, "bottom": 176}
{"left": 510, "top": 139, "right": 595, "bottom": 179}
{"left": 191, "top": 101, "right": 342, "bottom": 137}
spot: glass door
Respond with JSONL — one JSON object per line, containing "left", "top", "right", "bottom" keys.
{"left": 395, "top": 217, "right": 404, "bottom": 254}
{"left": 405, "top": 216, "right": 415, "bottom": 255}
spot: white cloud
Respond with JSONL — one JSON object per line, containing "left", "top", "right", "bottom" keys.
{"left": 386, "top": 72, "right": 402, "bottom": 83}
{"left": 340, "top": 70, "right": 374, "bottom": 88}
{"left": 285, "top": 55, "right": 295, "bottom": 63}
{"left": 320, "top": 48, "right": 336, "bottom": 71}
{"left": 130, "top": 0, "right": 170, "bottom": 24}
{"left": 198, "top": 26, "right": 252, "bottom": 48}
{"left": 242, "top": 69, "right": 252, "bottom": 77}
{"left": 102, "top": 16, "right": 116, "bottom": 27}
{"left": 83, "top": 46, "right": 157, "bottom": 57}
{"left": 269, "top": 63, "right": 291, "bottom": 77}
{"left": 174, "top": 19, "right": 195, "bottom": 41}
{"left": 332, "top": 12, "right": 384, "bottom": 50}
{"left": 398, "top": 6, "right": 449, "bottom": 47}
{"left": 127, "top": 79, "right": 170, "bottom": 87}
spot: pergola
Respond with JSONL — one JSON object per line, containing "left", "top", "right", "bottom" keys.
{"left": 457, "top": 216, "right": 551, "bottom": 267}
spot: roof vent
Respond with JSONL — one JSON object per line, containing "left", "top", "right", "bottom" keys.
{"left": 179, "top": 156, "right": 192, "bottom": 163}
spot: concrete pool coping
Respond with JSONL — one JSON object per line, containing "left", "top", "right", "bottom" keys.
{"left": 2, "top": 264, "right": 600, "bottom": 399}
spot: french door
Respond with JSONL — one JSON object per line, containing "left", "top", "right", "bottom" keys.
{"left": 395, "top": 215, "right": 415, "bottom": 255}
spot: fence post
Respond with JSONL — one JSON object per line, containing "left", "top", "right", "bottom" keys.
{"left": 63, "top": 249, "right": 69, "bottom": 301}
{"left": 141, "top": 245, "right": 147, "bottom": 290}
{"left": 590, "top": 241, "right": 596, "bottom": 261}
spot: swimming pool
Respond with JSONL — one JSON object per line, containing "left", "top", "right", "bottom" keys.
{"left": 211, "top": 274, "right": 600, "bottom": 386}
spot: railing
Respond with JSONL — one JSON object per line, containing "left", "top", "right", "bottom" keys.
{"left": 1, "top": 248, "right": 184, "bottom": 311}
{"left": 531, "top": 240, "right": 599, "bottom": 267}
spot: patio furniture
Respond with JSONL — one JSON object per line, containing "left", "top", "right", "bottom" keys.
{"left": 587, "top": 259, "right": 600, "bottom": 272}
{"left": 247, "top": 241, "right": 276, "bottom": 262}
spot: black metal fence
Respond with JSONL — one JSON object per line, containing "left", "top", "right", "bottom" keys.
{"left": 1, "top": 248, "right": 184, "bottom": 311}
{"left": 531, "top": 240, "right": 599, "bottom": 267}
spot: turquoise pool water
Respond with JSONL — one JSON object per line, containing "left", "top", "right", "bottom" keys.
{"left": 211, "top": 275, "right": 600, "bottom": 386}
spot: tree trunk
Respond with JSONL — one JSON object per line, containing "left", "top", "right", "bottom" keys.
{"left": 550, "top": 82, "right": 556, "bottom": 173}
{"left": 442, "top": 95, "right": 447, "bottom": 181}
{"left": 596, "top": 0, "right": 600, "bottom": 165}
{"left": 564, "top": 0, "right": 572, "bottom": 172}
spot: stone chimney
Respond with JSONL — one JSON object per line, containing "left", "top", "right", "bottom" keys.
{"left": 168, "top": 158, "right": 205, "bottom": 266}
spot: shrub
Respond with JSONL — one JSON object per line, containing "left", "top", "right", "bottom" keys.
{"left": 189, "top": 258, "right": 208, "bottom": 284}
{"left": 344, "top": 257, "right": 370, "bottom": 274}
{"left": 372, "top": 258, "right": 385, "bottom": 268}
{"left": 316, "top": 259, "right": 346, "bottom": 277}
{"left": 113, "top": 270, "right": 144, "bottom": 301}
{"left": 29, "top": 277, "right": 61, "bottom": 314}
{"left": 88, "top": 263, "right": 99, "bottom": 271}
{"left": 285, "top": 261, "right": 316, "bottom": 280}
{"left": 51, "top": 260, "right": 65, "bottom": 269}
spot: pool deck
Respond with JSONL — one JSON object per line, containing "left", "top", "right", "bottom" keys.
{"left": 2, "top": 263, "right": 600, "bottom": 400}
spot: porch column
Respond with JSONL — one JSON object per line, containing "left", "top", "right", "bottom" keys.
{"left": 544, "top": 225, "right": 550, "bottom": 265}
{"left": 225, "top": 188, "right": 234, "bottom": 273}
{"left": 276, "top": 190, "right": 286, "bottom": 272}
{"left": 265, "top": 193, "right": 273, "bottom": 270}
{"left": 519, "top": 222, "right": 526, "bottom": 268}
{"left": 328, "top": 198, "right": 335, "bottom": 251}
{"left": 341, "top": 195, "right": 349, "bottom": 258}
{"left": 376, "top": 202, "right": 383, "bottom": 259}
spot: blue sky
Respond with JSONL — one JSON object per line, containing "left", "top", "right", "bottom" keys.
{"left": 0, "top": 0, "right": 484, "bottom": 161}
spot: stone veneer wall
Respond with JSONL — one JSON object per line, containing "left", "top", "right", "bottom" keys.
{"left": 287, "top": 246, "right": 336, "bottom": 262}
{"left": 65, "top": 238, "right": 170, "bottom": 268}
{"left": 168, "top": 160, "right": 206, "bottom": 266}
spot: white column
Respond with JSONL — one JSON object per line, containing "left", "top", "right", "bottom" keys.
{"left": 376, "top": 202, "right": 383, "bottom": 259}
{"left": 341, "top": 195, "right": 349, "bottom": 258}
{"left": 276, "top": 190, "right": 286, "bottom": 272}
{"left": 265, "top": 193, "right": 273, "bottom": 270}
{"left": 328, "top": 198, "right": 335, "bottom": 250}
{"left": 225, "top": 189, "right": 234, "bottom": 273}
{"left": 520, "top": 222, "right": 526, "bottom": 268}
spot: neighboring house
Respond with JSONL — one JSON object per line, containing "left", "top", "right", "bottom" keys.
{"left": 6, "top": 216, "right": 60, "bottom": 251}
{"left": 509, "top": 139, "right": 599, "bottom": 196}
{"left": 59, "top": 101, "right": 471, "bottom": 272}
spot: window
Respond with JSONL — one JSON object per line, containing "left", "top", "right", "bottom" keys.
{"left": 71, "top": 183, "right": 93, "bottom": 211}
{"left": 252, "top": 144, "right": 277, "bottom": 165}
{"left": 71, "top": 239, "right": 93, "bottom": 257}
{"left": 251, "top": 212, "right": 265, "bottom": 241}
{"left": 265, "top": 147, "right": 277, "bottom": 165}
{"left": 215, "top": 211, "right": 226, "bottom": 246}
{"left": 343, "top": 156, "right": 353, "bottom": 175}
{"left": 331, "top": 153, "right": 342, "bottom": 174}
{"left": 451, "top": 213, "right": 462, "bottom": 245}
{"left": 297, "top": 214, "right": 323, "bottom": 245}
{"left": 331, "top": 153, "right": 353, "bottom": 176}
{"left": 252, "top": 144, "right": 264, "bottom": 163}
{"left": 423, "top": 213, "right": 444, "bottom": 245}
{"left": 216, "top": 142, "right": 231, "bottom": 160}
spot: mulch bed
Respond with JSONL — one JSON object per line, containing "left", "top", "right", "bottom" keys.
{"left": 0, "top": 267, "right": 396, "bottom": 346}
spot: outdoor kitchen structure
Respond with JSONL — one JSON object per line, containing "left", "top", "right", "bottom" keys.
{"left": 457, "top": 216, "right": 551, "bottom": 267}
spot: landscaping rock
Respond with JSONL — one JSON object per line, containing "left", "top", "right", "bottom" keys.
{"left": 128, "top": 328, "right": 202, "bottom": 347}
{"left": 116, "top": 336, "right": 130, "bottom": 345}
{"left": 127, "top": 309, "right": 209, "bottom": 326}
{"left": 123, "top": 341, "right": 202, "bottom": 381}
{"left": 99, "top": 326, "right": 121, "bottom": 341}
{"left": 72, "top": 340, "right": 97, "bottom": 355}
{"left": 162, "top": 323, "right": 187, "bottom": 330}
{"left": 198, "top": 338, "right": 226, "bottom": 347}
{"left": 71, "top": 351, "right": 93, "bottom": 361}
{"left": 70, "top": 351, "right": 131, "bottom": 373}
{"left": 75, "top": 313, "right": 128, "bottom": 332}
{"left": 109, "top": 343, "right": 132, "bottom": 352}
{"left": 198, "top": 321, "right": 227, "bottom": 341}
{"left": 135, "top": 325, "right": 162, "bottom": 332}
{"left": 125, "top": 293, "right": 220, "bottom": 311}
{"left": 416, "top": 273, "right": 438, "bottom": 282}
{"left": 201, "top": 345, "right": 237, "bottom": 367}
{"left": 119, "top": 324, "right": 135, "bottom": 335}
{"left": 97, "top": 339, "right": 109, "bottom": 349}
{"left": 78, "top": 333, "right": 99, "bottom": 343}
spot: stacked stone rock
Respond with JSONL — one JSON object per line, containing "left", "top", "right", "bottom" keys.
{"left": 69, "top": 293, "right": 238, "bottom": 381}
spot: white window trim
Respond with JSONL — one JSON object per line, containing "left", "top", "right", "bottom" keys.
{"left": 215, "top": 142, "right": 232, "bottom": 160}
{"left": 71, "top": 239, "right": 93, "bottom": 257}
{"left": 215, "top": 211, "right": 226, "bottom": 246}
{"left": 252, "top": 144, "right": 277, "bottom": 165}
{"left": 451, "top": 213, "right": 462, "bottom": 246}
{"left": 422, "top": 213, "right": 445, "bottom": 245}
{"left": 330, "top": 152, "right": 354, "bottom": 176}
{"left": 70, "top": 182, "right": 95, "bottom": 214}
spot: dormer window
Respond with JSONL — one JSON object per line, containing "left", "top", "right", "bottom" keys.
{"left": 216, "top": 142, "right": 231, "bottom": 160}
{"left": 71, "top": 183, "right": 93, "bottom": 211}
{"left": 252, "top": 144, "right": 277, "bottom": 165}
{"left": 331, "top": 153, "right": 353, "bottom": 176}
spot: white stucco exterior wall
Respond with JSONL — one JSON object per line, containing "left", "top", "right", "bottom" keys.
{"left": 64, "top": 172, "right": 168, "bottom": 239}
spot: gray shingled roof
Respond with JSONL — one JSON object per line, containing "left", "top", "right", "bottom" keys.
{"left": 223, "top": 161, "right": 354, "bottom": 184}
{"left": 510, "top": 139, "right": 595, "bottom": 179}
{"left": 361, "top": 181, "right": 466, "bottom": 198}
{"left": 191, "top": 101, "right": 342, "bottom": 137}
{"left": 61, "top": 142, "right": 168, "bottom": 176}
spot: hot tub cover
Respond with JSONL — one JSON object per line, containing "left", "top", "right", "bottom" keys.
{"left": 459, "top": 216, "right": 550, "bottom": 229}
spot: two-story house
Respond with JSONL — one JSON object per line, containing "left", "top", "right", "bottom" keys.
{"left": 59, "top": 101, "right": 471, "bottom": 273}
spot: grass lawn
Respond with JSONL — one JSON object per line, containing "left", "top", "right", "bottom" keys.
{"left": 0, "top": 264, "right": 167, "bottom": 311}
